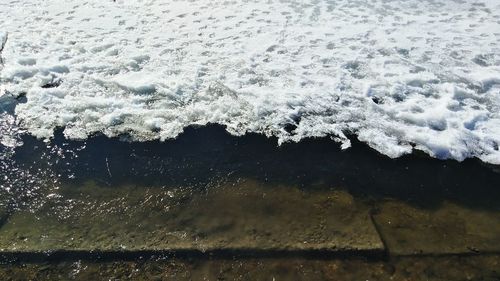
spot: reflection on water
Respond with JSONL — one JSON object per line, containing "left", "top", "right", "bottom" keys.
{"left": 6, "top": 126, "right": 499, "bottom": 197}
{"left": 4, "top": 124, "right": 499, "bottom": 210}
{"left": 0, "top": 125, "right": 499, "bottom": 279}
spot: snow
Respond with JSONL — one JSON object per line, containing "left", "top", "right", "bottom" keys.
{"left": 0, "top": 0, "right": 500, "bottom": 164}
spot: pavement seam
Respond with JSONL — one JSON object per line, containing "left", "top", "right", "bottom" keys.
{"left": 369, "top": 208, "right": 390, "bottom": 259}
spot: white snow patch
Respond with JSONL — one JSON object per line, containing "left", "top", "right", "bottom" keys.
{"left": 0, "top": 0, "right": 500, "bottom": 164}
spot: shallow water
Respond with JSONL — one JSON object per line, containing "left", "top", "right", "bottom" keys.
{"left": 1, "top": 256, "right": 500, "bottom": 281}
{"left": 3, "top": 125, "right": 500, "bottom": 215}
{"left": 0, "top": 125, "right": 499, "bottom": 279}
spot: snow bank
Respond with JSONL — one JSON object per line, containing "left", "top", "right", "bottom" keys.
{"left": 0, "top": 0, "right": 500, "bottom": 164}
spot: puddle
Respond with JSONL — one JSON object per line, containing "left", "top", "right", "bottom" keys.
{"left": 0, "top": 125, "right": 499, "bottom": 278}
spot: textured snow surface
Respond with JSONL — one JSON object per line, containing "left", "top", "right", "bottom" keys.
{"left": 1, "top": 0, "right": 500, "bottom": 163}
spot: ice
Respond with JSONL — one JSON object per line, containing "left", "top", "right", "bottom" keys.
{"left": 0, "top": 0, "right": 500, "bottom": 164}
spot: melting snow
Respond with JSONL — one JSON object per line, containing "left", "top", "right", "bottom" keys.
{"left": 0, "top": 0, "right": 500, "bottom": 163}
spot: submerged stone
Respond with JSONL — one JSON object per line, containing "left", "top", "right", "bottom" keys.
{"left": 0, "top": 179, "right": 384, "bottom": 253}
{"left": 372, "top": 200, "right": 500, "bottom": 255}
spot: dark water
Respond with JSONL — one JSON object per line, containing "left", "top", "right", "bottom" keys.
{"left": 6, "top": 124, "right": 500, "bottom": 208}
{"left": 0, "top": 125, "right": 500, "bottom": 279}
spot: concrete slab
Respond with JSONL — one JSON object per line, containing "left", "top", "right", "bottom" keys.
{"left": 372, "top": 200, "right": 500, "bottom": 255}
{"left": 0, "top": 179, "right": 383, "bottom": 253}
